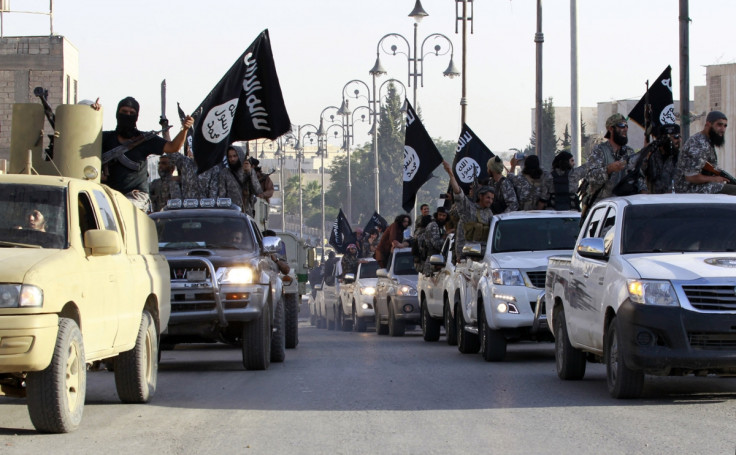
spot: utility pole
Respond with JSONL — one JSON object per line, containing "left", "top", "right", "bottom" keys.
{"left": 679, "top": 0, "right": 690, "bottom": 141}
{"left": 534, "top": 0, "right": 544, "bottom": 166}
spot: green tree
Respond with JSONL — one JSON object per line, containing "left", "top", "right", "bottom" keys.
{"left": 561, "top": 124, "right": 571, "bottom": 150}
{"left": 526, "top": 97, "right": 559, "bottom": 169}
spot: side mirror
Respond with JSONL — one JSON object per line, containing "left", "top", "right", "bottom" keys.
{"left": 262, "top": 235, "right": 283, "bottom": 254}
{"left": 84, "top": 229, "right": 120, "bottom": 256}
{"left": 462, "top": 242, "right": 484, "bottom": 258}
{"left": 344, "top": 273, "right": 355, "bottom": 283}
{"left": 577, "top": 237, "right": 607, "bottom": 259}
{"left": 376, "top": 268, "right": 388, "bottom": 278}
{"left": 428, "top": 254, "right": 445, "bottom": 266}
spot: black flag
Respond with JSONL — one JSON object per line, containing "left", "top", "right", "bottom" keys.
{"left": 628, "top": 66, "right": 676, "bottom": 135}
{"left": 452, "top": 123, "right": 495, "bottom": 195}
{"left": 402, "top": 100, "right": 444, "bottom": 213}
{"left": 191, "top": 29, "right": 291, "bottom": 173}
{"left": 328, "top": 209, "right": 357, "bottom": 254}
{"left": 363, "top": 211, "right": 388, "bottom": 234}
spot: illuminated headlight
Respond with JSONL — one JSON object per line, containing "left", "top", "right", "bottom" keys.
{"left": 397, "top": 285, "right": 417, "bottom": 296}
{"left": 495, "top": 302, "right": 519, "bottom": 314}
{"left": 361, "top": 286, "right": 376, "bottom": 296}
{"left": 361, "top": 303, "right": 372, "bottom": 310}
{"left": 0, "top": 284, "right": 43, "bottom": 308}
{"left": 627, "top": 280, "right": 679, "bottom": 306}
{"left": 491, "top": 269, "right": 525, "bottom": 286}
{"left": 218, "top": 267, "right": 255, "bottom": 285}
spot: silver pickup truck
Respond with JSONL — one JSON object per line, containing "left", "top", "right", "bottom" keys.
{"left": 546, "top": 194, "right": 736, "bottom": 398}
{"left": 150, "top": 200, "right": 285, "bottom": 371}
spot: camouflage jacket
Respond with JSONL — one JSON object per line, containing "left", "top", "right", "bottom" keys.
{"left": 491, "top": 176, "right": 519, "bottom": 214}
{"left": 540, "top": 165, "right": 587, "bottom": 210}
{"left": 340, "top": 253, "right": 359, "bottom": 277}
{"left": 149, "top": 174, "right": 182, "bottom": 212}
{"left": 167, "top": 152, "right": 220, "bottom": 199}
{"left": 585, "top": 141, "right": 644, "bottom": 203}
{"left": 675, "top": 132, "right": 724, "bottom": 194}
{"left": 633, "top": 144, "right": 678, "bottom": 194}
{"left": 508, "top": 172, "right": 547, "bottom": 210}
{"left": 219, "top": 167, "right": 262, "bottom": 215}
{"left": 453, "top": 190, "right": 494, "bottom": 259}
{"left": 421, "top": 220, "right": 445, "bottom": 275}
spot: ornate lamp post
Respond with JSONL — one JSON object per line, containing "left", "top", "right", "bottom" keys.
{"left": 316, "top": 106, "right": 341, "bottom": 261}
{"left": 295, "top": 124, "right": 319, "bottom": 239}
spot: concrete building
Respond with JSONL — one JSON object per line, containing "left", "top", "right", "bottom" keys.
{"left": 694, "top": 63, "right": 735, "bottom": 174}
{"left": 0, "top": 35, "right": 79, "bottom": 161}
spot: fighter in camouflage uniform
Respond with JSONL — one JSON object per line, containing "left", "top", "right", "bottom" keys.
{"left": 421, "top": 208, "right": 448, "bottom": 275}
{"left": 167, "top": 150, "right": 220, "bottom": 199}
{"left": 508, "top": 154, "right": 547, "bottom": 210}
{"left": 487, "top": 156, "right": 519, "bottom": 213}
{"left": 584, "top": 113, "right": 646, "bottom": 207}
{"left": 674, "top": 111, "right": 732, "bottom": 194}
{"left": 149, "top": 154, "right": 182, "bottom": 212}
{"left": 442, "top": 161, "right": 494, "bottom": 260}
{"left": 632, "top": 123, "right": 681, "bottom": 194}
{"left": 218, "top": 145, "right": 262, "bottom": 215}
{"left": 539, "top": 151, "right": 588, "bottom": 210}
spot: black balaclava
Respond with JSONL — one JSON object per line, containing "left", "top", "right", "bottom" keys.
{"left": 116, "top": 96, "right": 140, "bottom": 139}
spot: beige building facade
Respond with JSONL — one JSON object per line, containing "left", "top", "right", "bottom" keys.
{"left": 0, "top": 35, "right": 79, "bottom": 161}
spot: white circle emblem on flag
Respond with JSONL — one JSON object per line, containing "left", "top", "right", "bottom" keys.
{"left": 403, "top": 146, "right": 420, "bottom": 182}
{"left": 201, "top": 98, "right": 239, "bottom": 144}
{"left": 659, "top": 104, "right": 677, "bottom": 126}
{"left": 455, "top": 157, "right": 480, "bottom": 184}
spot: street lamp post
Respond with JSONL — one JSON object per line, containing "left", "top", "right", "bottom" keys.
{"left": 372, "top": 0, "right": 459, "bottom": 219}
{"left": 295, "top": 124, "right": 318, "bottom": 240}
{"left": 316, "top": 106, "right": 341, "bottom": 262}
{"left": 336, "top": 99, "right": 353, "bottom": 222}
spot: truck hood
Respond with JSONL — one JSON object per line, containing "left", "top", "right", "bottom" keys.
{"left": 626, "top": 253, "right": 736, "bottom": 280}
{"left": 391, "top": 274, "right": 418, "bottom": 287}
{"left": 357, "top": 278, "right": 378, "bottom": 288}
{"left": 492, "top": 250, "right": 571, "bottom": 270}
{"left": 0, "top": 248, "right": 64, "bottom": 282}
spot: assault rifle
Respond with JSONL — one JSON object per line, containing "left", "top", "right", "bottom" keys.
{"left": 101, "top": 126, "right": 172, "bottom": 169}
{"left": 33, "top": 87, "right": 57, "bottom": 159}
{"left": 703, "top": 162, "right": 736, "bottom": 185}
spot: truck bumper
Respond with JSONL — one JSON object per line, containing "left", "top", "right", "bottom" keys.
{"left": 618, "top": 300, "right": 736, "bottom": 374}
{"left": 356, "top": 295, "right": 375, "bottom": 318}
{"left": 391, "top": 295, "right": 420, "bottom": 323}
{"left": 0, "top": 314, "right": 58, "bottom": 373}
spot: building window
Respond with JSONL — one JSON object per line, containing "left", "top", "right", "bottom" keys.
{"left": 66, "top": 75, "right": 71, "bottom": 104}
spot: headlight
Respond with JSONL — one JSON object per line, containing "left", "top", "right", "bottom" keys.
{"left": 218, "top": 267, "right": 255, "bottom": 285}
{"left": 627, "top": 280, "right": 679, "bottom": 306}
{"left": 491, "top": 269, "right": 525, "bottom": 286}
{"left": 397, "top": 285, "right": 417, "bottom": 296}
{"left": 361, "top": 286, "right": 376, "bottom": 296}
{"left": 0, "top": 284, "right": 43, "bottom": 308}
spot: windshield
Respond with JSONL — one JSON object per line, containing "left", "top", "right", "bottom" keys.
{"left": 154, "top": 216, "right": 255, "bottom": 251}
{"left": 358, "top": 261, "right": 379, "bottom": 278}
{"left": 492, "top": 217, "right": 580, "bottom": 253}
{"left": 393, "top": 252, "right": 416, "bottom": 275}
{"left": 622, "top": 204, "right": 736, "bottom": 254}
{"left": 0, "top": 184, "right": 67, "bottom": 249}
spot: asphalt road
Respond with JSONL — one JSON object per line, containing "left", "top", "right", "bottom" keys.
{"left": 1, "top": 311, "right": 735, "bottom": 454}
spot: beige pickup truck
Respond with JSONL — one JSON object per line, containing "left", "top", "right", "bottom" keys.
{"left": 0, "top": 103, "right": 171, "bottom": 433}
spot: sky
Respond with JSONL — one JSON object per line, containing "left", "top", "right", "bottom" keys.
{"left": 3, "top": 0, "right": 735, "bottom": 152}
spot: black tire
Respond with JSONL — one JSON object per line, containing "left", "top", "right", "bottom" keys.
{"left": 310, "top": 314, "right": 317, "bottom": 326}
{"left": 421, "top": 300, "right": 441, "bottom": 342}
{"left": 271, "top": 298, "right": 286, "bottom": 363}
{"left": 340, "top": 306, "right": 353, "bottom": 332}
{"left": 353, "top": 303, "right": 367, "bottom": 332}
{"left": 327, "top": 312, "right": 335, "bottom": 330}
{"left": 335, "top": 305, "right": 343, "bottom": 331}
{"left": 479, "top": 308, "right": 506, "bottom": 361}
{"left": 114, "top": 310, "right": 158, "bottom": 403}
{"left": 375, "top": 308, "right": 388, "bottom": 335}
{"left": 444, "top": 301, "right": 457, "bottom": 346}
{"left": 456, "top": 303, "right": 480, "bottom": 354}
{"left": 606, "top": 317, "right": 644, "bottom": 398}
{"left": 388, "top": 302, "right": 406, "bottom": 337}
{"left": 316, "top": 317, "right": 325, "bottom": 329}
{"left": 243, "top": 303, "right": 271, "bottom": 370}
{"left": 285, "top": 293, "right": 299, "bottom": 349}
{"left": 554, "top": 307, "right": 586, "bottom": 380}
{"left": 26, "top": 318, "right": 86, "bottom": 433}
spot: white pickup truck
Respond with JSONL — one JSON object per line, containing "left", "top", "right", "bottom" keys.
{"left": 449, "top": 211, "right": 580, "bottom": 361}
{"left": 546, "top": 194, "right": 736, "bottom": 398}
{"left": 417, "top": 234, "right": 458, "bottom": 344}
{"left": 338, "top": 259, "right": 379, "bottom": 332}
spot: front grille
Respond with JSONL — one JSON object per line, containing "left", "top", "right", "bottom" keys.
{"left": 682, "top": 285, "right": 736, "bottom": 311}
{"left": 689, "top": 332, "right": 736, "bottom": 350}
{"left": 172, "top": 302, "right": 217, "bottom": 312}
{"left": 526, "top": 271, "right": 546, "bottom": 289}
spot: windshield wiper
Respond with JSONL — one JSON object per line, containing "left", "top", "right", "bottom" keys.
{"left": 0, "top": 240, "right": 42, "bottom": 248}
